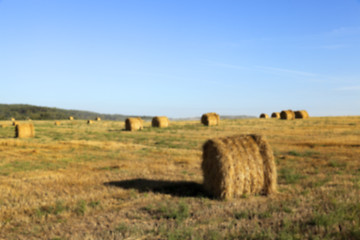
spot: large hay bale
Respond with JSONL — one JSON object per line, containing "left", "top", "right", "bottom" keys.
{"left": 201, "top": 112, "right": 220, "bottom": 126}
{"left": 87, "top": 120, "right": 93, "bottom": 125}
{"left": 271, "top": 112, "right": 280, "bottom": 119}
{"left": 125, "top": 118, "right": 143, "bottom": 131}
{"left": 202, "top": 134, "right": 277, "bottom": 200}
{"left": 15, "top": 123, "right": 35, "bottom": 138}
{"left": 280, "top": 110, "right": 295, "bottom": 120}
{"left": 294, "top": 110, "right": 309, "bottom": 119}
{"left": 69, "top": 116, "right": 74, "bottom": 121}
{"left": 54, "top": 121, "right": 61, "bottom": 126}
{"left": 95, "top": 117, "right": 101, "bottom": 121}
{"left": 152, "top": 116, "right": 169, "bottom": 128}
{"left": 259, "top": 113, "right": 269, "bottom": 119}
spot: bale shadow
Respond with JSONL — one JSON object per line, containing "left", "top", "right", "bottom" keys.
{"left": 104, "top": 178, "right": 211, "bottom": 198}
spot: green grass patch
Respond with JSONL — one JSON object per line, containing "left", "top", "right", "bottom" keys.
{"left": 35, "top": 200, "right": 67, "bottom": 217}
{"left": 288, "top": 150, "right": 319, "bottom": 157}
{"left": 278, "top": 168, "right": 306, "bottom": 184}
{"left": 327, "top": 160, "right": 347, "bottom": 169}
{"left": 74, "top": 200, "right": 87, "bottom": 216}
{"left": 144, "top": 201, "right": 190, "bottom": 222}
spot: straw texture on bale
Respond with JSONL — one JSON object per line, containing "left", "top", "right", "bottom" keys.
{"left": 202, "top": 134, "right": 277, "bottom": 200}
{"left": 152, "top": 116, "right": 169, "bottom": 128}
{"left": 201, "top": 113, "right": 220, "bottom": 126}
{"left": 69, "top": 116, "right": 74, "bottom": 121}
{"left": 87, "top": 120, "right": 93, "bottom": 124}
{"left": 15, "top": 123, "right": 35, "bottom": 138}
{"left": 54, "top": 121, "right": 61, "bottom": 126}
{"left": 125, "top": 118, "right": 143, "bottom": 131}
{"left": 271, "top": 112, "right": 280, "bottom": 119}
{"left": 280, "top": 110, "right": 295, "bottom": 120}
{"left": 294, "top": 110, "right": 309, "bottom": 119}
{"left": 259, "top": 113, "right": 269, "bottom": 119}
{"left": 95, "top": 117, "right": 101, "bottom": 121}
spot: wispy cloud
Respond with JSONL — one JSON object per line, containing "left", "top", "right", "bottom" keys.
{"left": 203, "top": 60, "right": 247, "bottom": 70}
{"left": 204, "top": 60, "right": 323, "bottom": 80}
{"left": 336, "top": 86, "right": 360, "bottom": 91}
{"left": 320, "top": 44, "right": 348, "bottom": 49}
{"left": 255, "top": 66, "right": 318, "bottom": 77}
{"left": 329, "top": 26, "right": 360, "bottom": 36}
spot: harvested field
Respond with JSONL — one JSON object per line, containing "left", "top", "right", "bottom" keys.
{"left": 0, "top": 117, "right": 359, "bottom": 239}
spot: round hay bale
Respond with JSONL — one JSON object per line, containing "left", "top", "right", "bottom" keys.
{"left": 294, "top": 110, "right": 309, "bottom": 119}
{"left": 15, "top": 123, "right": 35, "bottom": 138}
{"left": 125, "top": 118, "right": 143, "bottom": 131}
{"left": 69, "top": 116, "right": 74, "bottom": 121}
{"left": 280, "top": 110, "right": 295, "bottom": 120}
{"left": 152, "top": 116, "right": 169, "bottom": 128}
{"left": 201, "top": 112, "right": 220, "bottom": 126}
{"left": 202, "top": 134, "right": 277, "bottom": 200}
{"left": 95, "top": 117, "right": 101, "bottom": 121}
{"left": 271, "top": 112, "right": 280, "bottom": 119}
{"left": 87, "top": 120, "right": 93, "bottom": 125}
{"left": 10, "top": 118, "right": 15, "bottom": 122}
{"left": 259, "top": 113, "right": 269, "bottom": 119}
{"left": 54, "top": 121, "right": 61, "bottom": 126}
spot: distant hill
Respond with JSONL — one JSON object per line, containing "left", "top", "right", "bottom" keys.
{"left": 0, "top": 104, "right": 151, "bottom": 121}
{"left": 0, "top": 104, "right": 255, "bottom": 121}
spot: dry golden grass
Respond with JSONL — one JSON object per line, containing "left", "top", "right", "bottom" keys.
{"left": 0, "top": 116, "right": 359, "bottom": 239}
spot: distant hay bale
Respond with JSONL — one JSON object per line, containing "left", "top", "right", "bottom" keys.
{"left": 280, "top": 110, "right": 295, "bottom": 120}
{"left": 10, "top": 118, "right": 15, "bottom": 122}
{"left": 125, "top": 118, "right": 143, "bottom": 131}
{"left": 271, "top": 112, "right": 280, "bottom": 119}
{"left": 259, "top": 113, "right": 269, "bottom": 119}
{"left": 201, "top": 112, "right": 220, "bottom": 126}
{"left": 69, "top": 116, "right": 74, "bottom": 121}
{"left": 95, "top": 117, "right": 101, "bottom": 121}
{"left": 54, "top": 121, "right": 61, "bottom": 126}
{"left": 152, "top": 116, "right": 169, "bottom": 128}
{"left": 202, "top": 134, "right": 277, "bottom": 200}
{"left": 294, "top": 110, "right": 309, "bottom": 119}
{"left": 15, "top": 123, "right": 35, "bottom": 138}
{"left": 87, "top": 120, "right": 93, "bottom": 124}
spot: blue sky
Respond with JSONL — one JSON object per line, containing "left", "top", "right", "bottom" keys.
{"left": 0, "top": 0, "right": 359, "bottom": 117}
